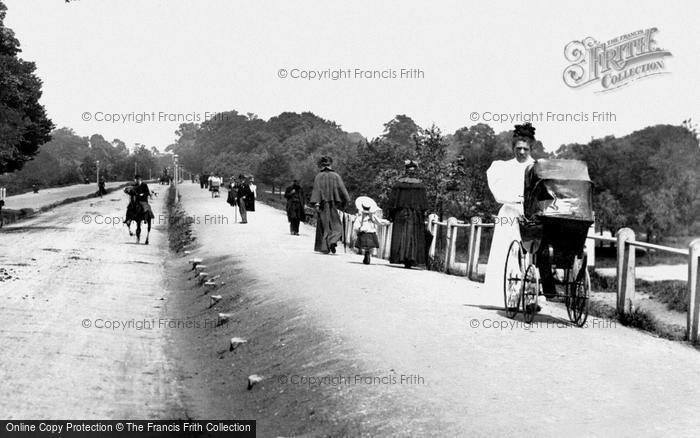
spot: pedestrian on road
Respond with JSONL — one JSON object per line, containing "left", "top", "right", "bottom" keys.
{"left": 485, "top": 122, "right": 557, "bottom": 299}
{"left": 352, "top": 196, "right": 388, "bottom": 264}
{"left": 98, "top": 177, "right": 106, "bottom": 197}
{"left": 310, "top": 156, "right": 350, "bottom": 254}
{"left": 245, "top": 175, "right": 256, "bottom": 212}
{"left": 284, "top": 179, "right": 306, "bottom": 235}
{"left": 387, "top": 160, "right": 430, "bottom": 269}
{"left": 234, "top": 174, "right": 253, "bottom": 224}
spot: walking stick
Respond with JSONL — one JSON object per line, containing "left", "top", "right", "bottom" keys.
{"left": 342, "top": 210, "right": 347, "bottom": 253}
{"left": 232, "top": 188, "right": 238, "bottom": 223}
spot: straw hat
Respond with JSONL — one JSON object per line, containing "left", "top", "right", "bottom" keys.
{"left": 355, "top": 196, "right": 379, "bottom": 213}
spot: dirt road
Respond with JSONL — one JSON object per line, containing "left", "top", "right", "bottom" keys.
{"left": 2, "top": 182, "right": 699, "bottom": 436}
{"left": 3, "top": 181, "right": 129, "bottom": 211}
{"left": 0, "top": 185, "right": 185, "bottom": 419}
{"left": 174, "top": 183, "right": 700, "bottom": 437}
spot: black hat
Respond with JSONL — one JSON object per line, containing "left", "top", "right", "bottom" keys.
{"left": 513, "top": 123, "right": 536, "bottom": 142}
{"left": 318, "top": 156, "right": 333, "bottom": 167}
{"left": 134, "top": 174, "right": 141, "bottom": 179}
{"left": 238, "top": 174, "right": 246, "bottom": 179}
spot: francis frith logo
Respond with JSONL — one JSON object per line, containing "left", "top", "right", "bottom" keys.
{"left": 563, "top": 28, "right": 672, "bottom": 92}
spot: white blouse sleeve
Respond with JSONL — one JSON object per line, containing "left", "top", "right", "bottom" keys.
{"left": 487, "top": 160, "right": 521, "bottom": 205}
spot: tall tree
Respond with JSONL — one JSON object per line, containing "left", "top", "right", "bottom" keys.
{"left": 0, "top": 1, "right": 53, "bottom": 173}
{"left": 381, "top": 114, "right": 422, "bottom": 154}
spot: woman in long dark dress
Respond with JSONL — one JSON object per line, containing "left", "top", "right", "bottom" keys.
{"left": 387, "top": 160, "right": 429, "bottom": 268}
{"left": 284, "top": 180, "right": 306, "bottom": 235}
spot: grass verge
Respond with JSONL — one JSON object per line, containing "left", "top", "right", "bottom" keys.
{"left": 166, "top": 185, "right": 196, "bottom": 253}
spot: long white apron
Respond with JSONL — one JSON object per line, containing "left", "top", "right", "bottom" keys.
{"left": 483, "top": 157, "right": 534, "bottom": 295}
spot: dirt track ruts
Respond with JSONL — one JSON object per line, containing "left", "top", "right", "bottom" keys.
{"left": 0, "top": 185, "right": 185, "bottom": 419}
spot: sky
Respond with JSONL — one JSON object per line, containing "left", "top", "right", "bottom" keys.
{"left": 5, "top": 0, "right": 699, "bottom": 152}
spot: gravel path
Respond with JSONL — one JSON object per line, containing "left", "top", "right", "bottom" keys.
{"left": 3, "top": 181, "right": 129, "bottom": 211}
{"left": 0, "top": 185, "right": 185, "bottom": 418}
{"left": 176, "top": 183, "right": 700, "bottom": 437}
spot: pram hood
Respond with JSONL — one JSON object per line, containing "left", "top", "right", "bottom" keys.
{"left": 524, "top": 159, "right": 594, "bottom": 222}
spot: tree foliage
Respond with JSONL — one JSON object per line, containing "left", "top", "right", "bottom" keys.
{"left": 0, "top": 1, "right": 54, "bottom": 173}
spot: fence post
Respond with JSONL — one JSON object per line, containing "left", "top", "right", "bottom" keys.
{"left": 687, "top": 239, "right": 700, "bottom": 343}
{"left": 428, "top": 214, "right": 438, "bottom": 259}
{"left": 467, "top": 218, "right": 480, "bottom": 279}
{"left": 616, "top": 227, "right": 636, "bottom": 314}
{"left": 586, "top": 223, "right": 596, "bottom": 267}
{"left": 384, "top": 223, "right": 393, "bottom": 259}
{"left": 444, "top": 217, "right": 458, "bottom": 273}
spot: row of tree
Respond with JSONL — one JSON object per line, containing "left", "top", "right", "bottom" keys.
{"left": 1, "top": 1, "right": 173, "bottom": 195}
{"left": 164, "top": 110, "right": 699, "bottom": 239}
{"left": 1, "top": 0, "right": 697, "bottom": 238}
{"left": 0, "top": 127, "right": 173, "bottom": 195}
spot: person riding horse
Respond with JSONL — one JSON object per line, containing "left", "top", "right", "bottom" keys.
{"left": 124, "top": 175, "right": 155, "bottom": 244}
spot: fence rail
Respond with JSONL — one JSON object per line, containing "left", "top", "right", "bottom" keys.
{"left": 330, "top": 208, "right": 700, "bottom": 342}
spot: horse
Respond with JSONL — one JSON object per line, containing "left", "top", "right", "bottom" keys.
{"left": 123, "top": 186, "right": 153, "bottom": 244}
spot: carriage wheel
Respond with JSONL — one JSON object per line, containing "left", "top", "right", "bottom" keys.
{"left": 566, "top": 256, "right": 590, "bottom": 327}
{"left": 503, "top": 241, "right": 524, "bottom": 319}
{"left": 521, "top": 264, "right": 539, "bottom": 323}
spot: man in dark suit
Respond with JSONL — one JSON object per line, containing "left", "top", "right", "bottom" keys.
{"left": 234, "top": 174, "right": 253, "bottom": 224}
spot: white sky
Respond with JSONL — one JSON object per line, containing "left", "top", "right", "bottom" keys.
{"left": 5, "top": 0, "right": 699, "bottom": 152}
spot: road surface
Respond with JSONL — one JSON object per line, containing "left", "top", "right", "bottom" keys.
{"left": 1, "top": 182, "right": 699, "bottom": 437}
{"left": 3, "top": 181, "right": 130, "bottom": 211}
{"left": 171, "top": 183, "right": 700, "bottom": 437}
{"left": 0, "top": 184, "right": 185, "bottom": 418}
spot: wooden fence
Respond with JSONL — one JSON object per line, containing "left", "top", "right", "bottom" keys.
{"left": 424, "top": 217, "right": 700, "bottom": 342}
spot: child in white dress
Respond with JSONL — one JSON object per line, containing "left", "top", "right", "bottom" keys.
{"left": 352, "top": 196, "right": 389, "bottom": 265}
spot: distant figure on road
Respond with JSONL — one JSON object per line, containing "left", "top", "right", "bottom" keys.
{"left": 284, "top": 179, "right": 306, "bottom": 235}
{"left": 123, "top": 174, "right": 155, "bottom": 244}
{"left": 352, "top": 196, "right": 388, "bottom": 264}
{"left": 232, "top": 174, "right": 253, "bottom": 224}
{"left": 133, "top": 174, "right": 154, "bottom": 219}
{"left": 98, "top": 177, "right": 106, "bottom": 197}
{"left": 387, "top": 160, "right": 430, "bottom": 269}
{"left": 310, "top": 156, "right": 350, "bottom": 254}
{"left": 246, "top": 175, "right": 256, "bottom": 212}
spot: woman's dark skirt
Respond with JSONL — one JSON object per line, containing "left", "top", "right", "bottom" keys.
{"left": 389, "top": 208, "right": 427, "bottom": 265}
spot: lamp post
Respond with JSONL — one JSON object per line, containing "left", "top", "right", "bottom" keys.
{"left": 173, "top": 154, "right": 179, "bottom": 197}
{"left": 96, "top": 160, "right": 100, "bottom": 185}
{"left": 173, "top": 155, "right": 179, "bottom": 183}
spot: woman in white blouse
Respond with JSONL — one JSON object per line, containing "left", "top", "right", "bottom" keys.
{"left": 484, "top": 123, "right": 536, "bottom": 295}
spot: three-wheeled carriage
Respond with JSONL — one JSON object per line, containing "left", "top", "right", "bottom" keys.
{"left": 503, "top": 159, "right": 594, "bottom": 326}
